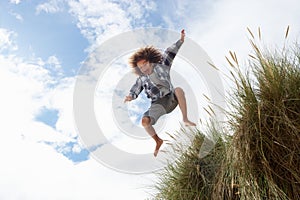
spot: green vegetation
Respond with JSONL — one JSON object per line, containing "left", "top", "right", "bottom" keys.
{"left": 150, "top": 28, "right": 300, "bottom": 200}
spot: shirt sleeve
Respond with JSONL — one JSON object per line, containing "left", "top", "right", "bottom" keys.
{"left": 129, "top": 77, "right": 143, "bottom": 99}
{"left": 161, "top": 39, "right": 184, "bottom": 68}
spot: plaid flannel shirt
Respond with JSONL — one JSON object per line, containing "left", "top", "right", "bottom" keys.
{"left": 129, "top": 39, "right": 183, "bottom": 102}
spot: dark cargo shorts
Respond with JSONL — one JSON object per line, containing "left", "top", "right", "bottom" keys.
{"left": 143, "top": 92, "right": 178, "bottom": 125}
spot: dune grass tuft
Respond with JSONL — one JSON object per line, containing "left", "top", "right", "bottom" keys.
{"left": 152, "top": 126, "right": 225, "bottom": 200}
{"left": 214, "top": 28, "right": 300, "bottom": 200}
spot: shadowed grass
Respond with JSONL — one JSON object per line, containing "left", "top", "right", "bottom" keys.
{"left": 150, "top": 27, "right": 300, "bottom": 200}
{"left": 152, "top": 125, "right": 226, "bottom": 200}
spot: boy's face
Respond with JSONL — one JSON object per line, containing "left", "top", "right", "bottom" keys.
{"left": 137, "top": 59, "right": 153, "bottom": 75}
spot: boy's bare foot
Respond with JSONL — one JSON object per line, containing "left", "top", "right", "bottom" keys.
{"left": 154, "top": 138, "right": 163, "bottom": 157}
{"left": 183, "top": 120, "right": 196, "bottom": 126}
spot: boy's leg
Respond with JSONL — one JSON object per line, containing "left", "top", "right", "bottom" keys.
{"left": 174, "top": 87, "right": 196, "bottom": 126}
{"left": 142, "top": 116, "right": 163, "bottom": 157}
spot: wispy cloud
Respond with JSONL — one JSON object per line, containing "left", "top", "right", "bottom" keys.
{"left": 68, "top": 0, "right": 157, "bottom": 51}
{"left": 0, "top": 28, "right": 18, "bottom": 52}
{"left": 186, "top": 0, "right": 300, "bottom": 68}
{"left": 9, "top": 11, "right": 24, "bottom": 22}
{"left": 9, "top": 0, "right": 21, "bottom": 4}
{"left": 36, "top": 0, "right": 66, "bottom": 14}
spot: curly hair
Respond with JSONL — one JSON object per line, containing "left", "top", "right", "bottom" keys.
{"left": 129, "top": 46, "right": 162, "bottom": 75}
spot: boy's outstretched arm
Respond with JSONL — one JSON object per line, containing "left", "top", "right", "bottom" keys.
{"left": 162, "top": 29, "right": 185, "bottom": 68}
{"left": 124, "top": 95, "right": 133, "bottom": 103}
{"left": 124, "top": 77, "right": 143, "bottom": 103}
{"left": 180, "top": 29, "right": 185, "bottom": 42}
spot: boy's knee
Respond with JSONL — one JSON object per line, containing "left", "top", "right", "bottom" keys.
{"left": 175, "top": 87, "right": 184, "bottom": 96}
{"left": 142, "top": 116, "right": 151, "bottom": 127}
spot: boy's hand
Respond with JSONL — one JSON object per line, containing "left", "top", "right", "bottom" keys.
{"left": 124, "top": 95, "right": 133, "bottom": 103}
{"left": 181, "top": 29, "right": 185, "bottom": 42}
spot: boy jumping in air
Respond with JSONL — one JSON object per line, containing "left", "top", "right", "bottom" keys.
{"left": 124, "top": 29, "right": 196, "bottom": 157}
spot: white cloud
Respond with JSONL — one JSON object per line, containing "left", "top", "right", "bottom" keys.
{"left": 36, "top": 0, "right": 66, "bottom": 14}
{"left": 9, "top": 0, "right": 21, "bottom": 4}
{"left": 9, "top": 11, "right": 24, "bottom": 22}
{"left": 72, "top": 143, "right": 82, "bottom": 153}
{"left": 0, "top": 26, "right": 153, "bottom": 199}
{"left": 157, "top": 0, "right": 300, "bottom": 78}
{"left": 68, "top": 0, "right": 156, "bottom": 51}
{"left": 0, "top": 51, "right": 75, "bottom": 148}
{"left": 68, "top": 0, "right": 131, "bottom": 46}
{"left": 0, "top": 28, "right": 18, "bottom": 52}
{"left": 186, "top": 0, "right": 300, "bottom": 68}
{"left": 51, "top": 77, "right": 78, "bottom": 138}
{"left": 0, "top": 139, "right": 153, "bottom": 199}
{"left": 44, "top": 55, "right": 64, "bottom": 79}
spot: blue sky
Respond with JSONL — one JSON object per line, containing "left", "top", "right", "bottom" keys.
{"left": 1, "top": 0, "right": 300, "bottom": 199}
{"left": 1, "top": 0, "right": 88, "bottom": 75}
